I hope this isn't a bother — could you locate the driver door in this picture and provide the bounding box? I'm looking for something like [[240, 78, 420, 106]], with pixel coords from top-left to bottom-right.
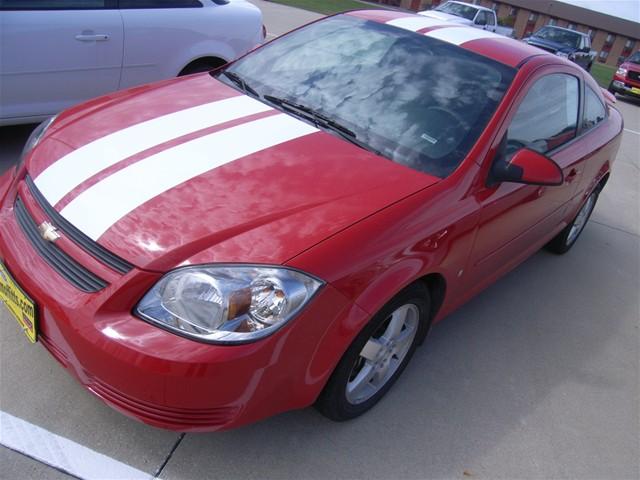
[[465, 69, 587, 288]]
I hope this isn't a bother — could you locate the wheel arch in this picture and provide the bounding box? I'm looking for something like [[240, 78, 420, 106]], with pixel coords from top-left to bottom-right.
[[178, 56, 229, 76]]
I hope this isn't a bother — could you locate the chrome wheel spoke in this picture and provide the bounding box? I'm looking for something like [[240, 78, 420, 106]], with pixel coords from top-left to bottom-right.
[[346, 362, 376, 402], [346, 303, 421, 405], [382, 306, 408, 341], [568, 194, 595, 244], [360, 338, 383, 362]]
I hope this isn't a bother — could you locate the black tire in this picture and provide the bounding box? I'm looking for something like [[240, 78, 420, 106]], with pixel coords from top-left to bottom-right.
[[607, 81, 616, 95], [586, 62, 593, 73], [546, 190, 599, 254], [315, 283, 431, 421]]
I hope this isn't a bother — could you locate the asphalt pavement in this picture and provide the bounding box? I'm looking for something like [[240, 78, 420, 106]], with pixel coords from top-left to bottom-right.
[[1, 2, 639, 479]]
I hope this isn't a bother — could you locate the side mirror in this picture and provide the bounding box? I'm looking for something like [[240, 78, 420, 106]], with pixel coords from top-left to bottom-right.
[[491, 148, 564, 186]]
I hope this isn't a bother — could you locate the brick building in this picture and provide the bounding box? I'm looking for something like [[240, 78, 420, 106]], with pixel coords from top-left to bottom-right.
[[372, 0, 640, 67]]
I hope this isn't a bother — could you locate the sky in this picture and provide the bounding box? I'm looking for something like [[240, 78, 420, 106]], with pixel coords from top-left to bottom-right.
[[559, 0, 640, 23]]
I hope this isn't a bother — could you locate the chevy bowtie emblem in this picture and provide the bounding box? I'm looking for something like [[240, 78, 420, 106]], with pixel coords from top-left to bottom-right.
[[38, 221, 61, 243]]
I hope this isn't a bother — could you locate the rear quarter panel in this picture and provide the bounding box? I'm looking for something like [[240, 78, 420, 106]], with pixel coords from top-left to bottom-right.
[[119, 2, 262, 87]]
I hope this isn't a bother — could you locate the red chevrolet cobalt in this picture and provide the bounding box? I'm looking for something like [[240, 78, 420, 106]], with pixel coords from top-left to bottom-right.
[[0, 11, 623, 431]]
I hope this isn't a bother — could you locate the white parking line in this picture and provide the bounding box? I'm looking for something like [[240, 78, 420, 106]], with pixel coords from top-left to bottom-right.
[[0, 410, 155, 480], [623, 128, 640, 135]]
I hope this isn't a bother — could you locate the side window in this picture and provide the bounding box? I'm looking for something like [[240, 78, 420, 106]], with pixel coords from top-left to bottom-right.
[[0, 0, 107, 8], [506, 73, 579, 157], [487, 13, 496, 26], [583, 86, 606, 130], [475, 11, 488, 25], [119, 0, 202, 8]]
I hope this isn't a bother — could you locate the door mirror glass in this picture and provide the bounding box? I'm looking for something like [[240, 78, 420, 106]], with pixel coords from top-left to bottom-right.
[[491, 148, 564, 186]]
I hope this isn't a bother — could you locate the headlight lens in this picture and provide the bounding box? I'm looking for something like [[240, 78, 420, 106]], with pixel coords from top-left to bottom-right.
[[18, 115, 58, 170], [136, 265, 323, 343], [555, 51, 570, 58], [616, 67, 628, 77]]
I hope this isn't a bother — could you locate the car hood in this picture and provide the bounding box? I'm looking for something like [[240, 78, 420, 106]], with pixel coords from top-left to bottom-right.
[[27, 74, 438, 271], [621, 61, 640, 72], [525, 37, 572, 53], [418, 10, 473, 25]]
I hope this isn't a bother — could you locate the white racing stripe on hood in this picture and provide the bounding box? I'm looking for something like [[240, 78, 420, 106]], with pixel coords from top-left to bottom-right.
[[60, 114, 318, 241], [387, 16, 446, 32], [424, 26, 500, 45], [34, 95, 273, 206]]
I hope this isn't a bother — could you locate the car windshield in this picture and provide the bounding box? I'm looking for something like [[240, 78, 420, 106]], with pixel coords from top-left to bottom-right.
[[221, 15, 515, 178], [627, 51, 640, 64], [434, 1, 478, 20], [534, 27, 582, 49]]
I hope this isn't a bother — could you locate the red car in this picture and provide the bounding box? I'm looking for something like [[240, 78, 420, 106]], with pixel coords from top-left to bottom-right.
[[0, 11, 623, 431], [608, 51, 640, 99]]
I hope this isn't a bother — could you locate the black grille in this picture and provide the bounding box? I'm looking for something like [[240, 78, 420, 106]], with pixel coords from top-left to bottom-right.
[[628, 70, 640, 82], [25, 176, 133, 275], [14, 197, 108, 293]]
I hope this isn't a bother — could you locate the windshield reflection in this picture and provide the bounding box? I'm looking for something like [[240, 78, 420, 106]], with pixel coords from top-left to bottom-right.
[[224, 15, 515, 178]]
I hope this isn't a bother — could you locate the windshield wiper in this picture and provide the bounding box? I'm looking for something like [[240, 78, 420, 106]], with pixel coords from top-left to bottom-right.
[[263, 95, 381, 155], [218, 70, 259, 98]]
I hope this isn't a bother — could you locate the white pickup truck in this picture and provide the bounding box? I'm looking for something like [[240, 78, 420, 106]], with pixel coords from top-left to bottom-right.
[[419, 1, 514, 37]]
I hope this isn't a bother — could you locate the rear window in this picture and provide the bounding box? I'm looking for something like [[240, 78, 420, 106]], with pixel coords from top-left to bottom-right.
[[224, 15, 515, 178]]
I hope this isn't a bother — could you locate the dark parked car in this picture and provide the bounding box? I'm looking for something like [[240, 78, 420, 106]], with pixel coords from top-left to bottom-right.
[[524, 26, 595, 71]]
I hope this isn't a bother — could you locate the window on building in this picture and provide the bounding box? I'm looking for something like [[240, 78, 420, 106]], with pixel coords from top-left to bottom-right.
[[548, 18, 558, 26], [567, 23, 577, 30], [582, 86, 606, 131], [491, 2, 498, 11], [605, 33, 615, 45], [587, 28, 595, 40], [624, 39, 635, 49], [509, 6, 518, 16], [528, 12, 538, 22], [507, 74, 579, 157], [598, 50, 609, 62]]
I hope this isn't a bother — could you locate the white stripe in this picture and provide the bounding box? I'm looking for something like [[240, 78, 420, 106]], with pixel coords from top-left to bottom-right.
[[424, 26, 501, 45], [0, 410, 155, 480], [35, 95, 272, 206], [623, 128, 640, 135], [61, 114, 318, 240], [387, 16, 446, 32]]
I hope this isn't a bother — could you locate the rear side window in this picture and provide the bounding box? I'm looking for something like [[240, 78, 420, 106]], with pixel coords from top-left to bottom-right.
[[119, 0, 201, 7], [582, 86, 606, 130], [506, 73, 579, 156], [0, 0, 108, 8]]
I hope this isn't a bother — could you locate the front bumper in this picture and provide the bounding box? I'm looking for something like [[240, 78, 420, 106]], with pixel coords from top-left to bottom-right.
[[610, 75, 640, 98], [0, 170, 367, 431]]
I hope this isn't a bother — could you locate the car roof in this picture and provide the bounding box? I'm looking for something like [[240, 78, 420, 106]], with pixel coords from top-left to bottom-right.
[[447, 0, 494, 13], [534, 25, 588, 36], [346, 10, 551, 68]]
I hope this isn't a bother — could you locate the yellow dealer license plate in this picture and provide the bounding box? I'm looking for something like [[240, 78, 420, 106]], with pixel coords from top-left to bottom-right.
[[0, 262, 37, 343], [631, 87, 640, 95]]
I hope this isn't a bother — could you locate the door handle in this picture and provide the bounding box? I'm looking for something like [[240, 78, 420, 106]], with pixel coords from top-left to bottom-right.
[[75, 34, 109, 42], [566, 168, 580, 183]]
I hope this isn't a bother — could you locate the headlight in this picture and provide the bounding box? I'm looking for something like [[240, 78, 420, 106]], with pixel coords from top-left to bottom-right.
[[136, 265, 323, 344], [555, 51, 570, 58], [616, 67, 628, 77], [18, 115, 58, 170]]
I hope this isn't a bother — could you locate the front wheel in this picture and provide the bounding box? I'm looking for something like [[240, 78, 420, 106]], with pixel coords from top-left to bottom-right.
[[315, 283, 430, 421], [546, 190, 598, 254], [608, 81, 616, 95]]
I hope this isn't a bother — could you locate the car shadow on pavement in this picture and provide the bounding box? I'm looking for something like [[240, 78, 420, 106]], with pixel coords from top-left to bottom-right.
[[161, 219, 638, 479]]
